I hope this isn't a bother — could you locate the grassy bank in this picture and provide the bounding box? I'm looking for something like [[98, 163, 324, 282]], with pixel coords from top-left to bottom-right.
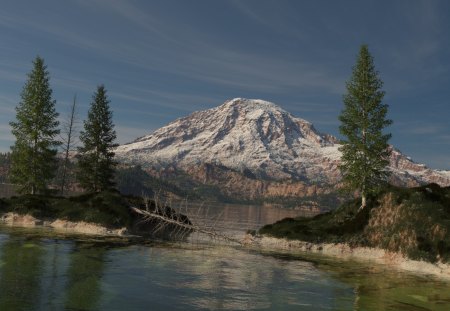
[[259, 184, 450, 263], [0, 191, 190, 236], [0, 191, 135, 229]]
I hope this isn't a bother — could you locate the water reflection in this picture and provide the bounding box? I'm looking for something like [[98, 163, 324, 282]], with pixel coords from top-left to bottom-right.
[[325, 261, 450, 311], [1, 226, 450, 310], [98, 244, 354, 310], [180, 202, 313, 235], [275, 252, 450, 311], [0, 236, 44, 310], [39, 240, 71, 311], [64, 243, 106, 310], [0, 230, 107, 311]]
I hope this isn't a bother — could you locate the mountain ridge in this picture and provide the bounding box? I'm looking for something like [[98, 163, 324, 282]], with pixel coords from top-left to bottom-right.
[[115, 98, 450, 202]]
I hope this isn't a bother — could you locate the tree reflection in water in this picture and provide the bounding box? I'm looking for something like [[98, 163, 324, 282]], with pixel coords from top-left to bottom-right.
[[1, 227, 450, 310], [65, 243, 106, 310], [0, 237, 44, 310]]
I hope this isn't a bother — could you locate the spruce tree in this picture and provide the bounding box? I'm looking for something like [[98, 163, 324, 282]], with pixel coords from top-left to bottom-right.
[[339, 45, 392, 210], [9, 56, 60, 194], [77, 85, 118, 192]]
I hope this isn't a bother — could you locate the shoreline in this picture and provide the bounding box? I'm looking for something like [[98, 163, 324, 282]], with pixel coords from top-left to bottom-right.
[[242, 234, 450, 280], [3, 211, 450, 281], [0, 212, 129, 237]]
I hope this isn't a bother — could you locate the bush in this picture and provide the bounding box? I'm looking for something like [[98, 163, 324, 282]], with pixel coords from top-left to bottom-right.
[[259, 184, 450, 263], [2, 191, 132, 228]]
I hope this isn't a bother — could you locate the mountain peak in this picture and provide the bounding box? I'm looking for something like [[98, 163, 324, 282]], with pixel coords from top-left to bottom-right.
[[116, 98, 339, 180], [224, 98, 284, 110], [219, 98, 308, 123], [115, 98, 450, 187]]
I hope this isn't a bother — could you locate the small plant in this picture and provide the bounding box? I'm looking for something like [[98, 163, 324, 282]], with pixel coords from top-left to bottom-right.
[[259, 184, 450, 264]]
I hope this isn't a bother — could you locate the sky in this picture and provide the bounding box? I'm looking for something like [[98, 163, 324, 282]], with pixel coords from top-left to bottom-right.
[[0, 0, 449, 169]]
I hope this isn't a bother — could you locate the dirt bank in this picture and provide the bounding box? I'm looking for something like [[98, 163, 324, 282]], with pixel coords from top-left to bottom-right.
[[242, 234, 450, 280], [0, 212, 128, 236]]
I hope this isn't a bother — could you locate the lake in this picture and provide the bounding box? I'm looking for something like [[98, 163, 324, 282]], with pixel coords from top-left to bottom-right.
[[1, 203, 450, 310]]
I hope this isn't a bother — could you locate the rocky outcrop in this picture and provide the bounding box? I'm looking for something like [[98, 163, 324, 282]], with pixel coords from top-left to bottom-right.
[[388, 148, 450, 187], [182, 164, 333, 199]]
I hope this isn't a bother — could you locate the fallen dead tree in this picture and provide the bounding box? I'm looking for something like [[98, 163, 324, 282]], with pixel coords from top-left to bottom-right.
[[129, 205, 242, 245]]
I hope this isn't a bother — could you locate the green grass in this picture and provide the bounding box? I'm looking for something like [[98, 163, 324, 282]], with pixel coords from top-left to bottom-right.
[[0, 191, 134, 228], [259, 184, 450, 263]]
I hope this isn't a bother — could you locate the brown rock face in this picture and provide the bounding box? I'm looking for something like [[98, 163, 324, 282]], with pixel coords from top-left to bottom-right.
[[165, 163, 334, 200], [389, 148, 450, 187]]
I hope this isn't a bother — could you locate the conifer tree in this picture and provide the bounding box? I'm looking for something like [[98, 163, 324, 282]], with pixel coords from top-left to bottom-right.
[[9, 56, 60, 194], [339, 45, 392, 210], [77, 85, 118, 192]]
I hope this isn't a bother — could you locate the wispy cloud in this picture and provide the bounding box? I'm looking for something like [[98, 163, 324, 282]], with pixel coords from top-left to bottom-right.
[[0, 94, 17, 112], [383, 0, 445, 91], [430, 134, 450, 145], [51, 75, 98, 96], [290, 102, 339, 114], [312, 119, 341, 127], [1, 1, 347, 97], [115, 125, 155, 144], [229, 0, 309, 41], [0, 124, 13, 146], [230, 0, 275, 29], [83, 0, 181, 45], [406, 124, 443, 135], [63, 1, 346, 94], [0, 67, 26, 83], [110, 90, 218, 112], [0, 0, 449, 169]]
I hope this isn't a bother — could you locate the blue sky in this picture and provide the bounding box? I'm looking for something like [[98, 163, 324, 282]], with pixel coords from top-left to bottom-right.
[[0, 0, 449, 169]]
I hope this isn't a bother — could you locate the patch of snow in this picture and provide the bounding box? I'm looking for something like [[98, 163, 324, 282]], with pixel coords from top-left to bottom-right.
[[115, 98, 450, 186]]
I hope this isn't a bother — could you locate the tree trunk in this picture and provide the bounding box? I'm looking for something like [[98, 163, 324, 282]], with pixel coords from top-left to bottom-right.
[[359, 191, 366, 211], [60, 95, 77, 195], [361, 195, 366, 210]]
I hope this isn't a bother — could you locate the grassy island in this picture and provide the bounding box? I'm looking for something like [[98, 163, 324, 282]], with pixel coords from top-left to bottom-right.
[[259, 184, 450, 263], [0, 191, 190, 237], [0, 191, 132, 228]]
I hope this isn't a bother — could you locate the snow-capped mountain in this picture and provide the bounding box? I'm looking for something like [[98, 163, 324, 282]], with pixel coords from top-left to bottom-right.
[[115, 98, 450, 199]]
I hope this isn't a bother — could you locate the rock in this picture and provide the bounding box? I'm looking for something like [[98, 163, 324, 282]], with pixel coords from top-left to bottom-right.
[[0, 212, 43, 226]]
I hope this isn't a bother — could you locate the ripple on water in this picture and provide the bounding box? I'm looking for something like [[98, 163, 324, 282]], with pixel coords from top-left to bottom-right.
[[1, 226, 450, 310]]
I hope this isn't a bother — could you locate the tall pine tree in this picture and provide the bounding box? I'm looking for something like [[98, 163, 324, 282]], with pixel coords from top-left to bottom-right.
[[9, 56, 60, 194], [77, 85, 118, 192], [339, 45, 392, 210]]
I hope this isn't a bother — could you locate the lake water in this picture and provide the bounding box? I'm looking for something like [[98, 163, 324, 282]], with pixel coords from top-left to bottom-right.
[[1, 203, 450, 310]]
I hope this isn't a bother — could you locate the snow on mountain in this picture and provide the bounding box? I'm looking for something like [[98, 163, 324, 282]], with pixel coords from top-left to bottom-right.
[[115, 98, 450, 187]]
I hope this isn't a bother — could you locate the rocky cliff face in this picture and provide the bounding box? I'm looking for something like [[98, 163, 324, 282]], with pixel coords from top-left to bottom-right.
[[181, 163, 331, 199], [388, 149, 450, 187], [115, 98, 450, 201]]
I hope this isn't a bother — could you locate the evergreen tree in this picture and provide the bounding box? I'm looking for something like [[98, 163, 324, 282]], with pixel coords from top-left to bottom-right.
[[77, 85, 118, 192], [0, 152, 11, 184], [339, 45, 392, 209], [9, 56, 60, 194]]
